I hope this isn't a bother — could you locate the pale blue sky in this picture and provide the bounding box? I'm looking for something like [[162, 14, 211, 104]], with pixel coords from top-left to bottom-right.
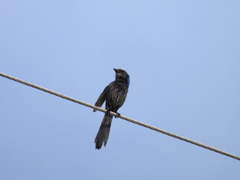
[[1, 1, 240, 180]]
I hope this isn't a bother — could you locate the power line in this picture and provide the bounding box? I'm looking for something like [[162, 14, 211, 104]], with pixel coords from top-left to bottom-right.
[[1, 72, 239, 161]]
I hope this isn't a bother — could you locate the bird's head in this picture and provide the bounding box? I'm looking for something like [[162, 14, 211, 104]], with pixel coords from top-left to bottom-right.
[[113, 68, 130, 85]]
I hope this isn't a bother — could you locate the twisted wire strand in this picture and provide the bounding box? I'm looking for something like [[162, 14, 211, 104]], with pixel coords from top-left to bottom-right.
[[1, 72, 239, 161]]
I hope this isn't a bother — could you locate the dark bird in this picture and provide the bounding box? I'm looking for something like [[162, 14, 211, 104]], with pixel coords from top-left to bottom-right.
[[93, 68, 130, 149]]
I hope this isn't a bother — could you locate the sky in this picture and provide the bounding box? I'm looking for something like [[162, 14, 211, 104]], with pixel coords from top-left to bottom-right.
[[1, 1, 240, 179]]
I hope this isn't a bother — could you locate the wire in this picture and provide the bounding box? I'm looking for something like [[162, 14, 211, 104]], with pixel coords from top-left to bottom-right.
[[1, 72, 240, 161]]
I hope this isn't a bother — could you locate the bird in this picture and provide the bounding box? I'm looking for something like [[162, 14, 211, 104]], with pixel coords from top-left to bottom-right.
[[93, 68, 130, 149]]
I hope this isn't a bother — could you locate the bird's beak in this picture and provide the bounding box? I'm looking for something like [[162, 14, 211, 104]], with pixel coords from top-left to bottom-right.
[[113, 68, 117, 72]]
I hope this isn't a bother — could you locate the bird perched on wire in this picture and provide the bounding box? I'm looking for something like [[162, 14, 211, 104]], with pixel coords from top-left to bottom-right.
[[93, 68, 130, 149]]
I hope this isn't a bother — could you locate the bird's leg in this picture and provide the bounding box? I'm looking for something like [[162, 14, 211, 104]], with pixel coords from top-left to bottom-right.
[[106, 109, 120, 118], [114, 112, 121, 118]]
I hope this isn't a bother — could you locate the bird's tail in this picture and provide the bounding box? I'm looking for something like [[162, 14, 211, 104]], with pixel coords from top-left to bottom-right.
[[95, 111, 113, 149]]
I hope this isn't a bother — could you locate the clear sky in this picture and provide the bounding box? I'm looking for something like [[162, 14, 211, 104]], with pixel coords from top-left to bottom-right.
[[1, 1, 240, 180]]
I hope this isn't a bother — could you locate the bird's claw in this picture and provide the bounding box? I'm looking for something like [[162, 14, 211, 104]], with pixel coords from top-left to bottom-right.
[[114, 112, 121, 118]]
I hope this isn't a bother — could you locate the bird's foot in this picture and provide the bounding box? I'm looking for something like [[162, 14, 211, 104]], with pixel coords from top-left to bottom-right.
[[114, 112, 121, 118]]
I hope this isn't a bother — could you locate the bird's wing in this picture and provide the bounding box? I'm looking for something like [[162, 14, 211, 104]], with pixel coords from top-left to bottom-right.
[[93, 83, 112, 112]]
